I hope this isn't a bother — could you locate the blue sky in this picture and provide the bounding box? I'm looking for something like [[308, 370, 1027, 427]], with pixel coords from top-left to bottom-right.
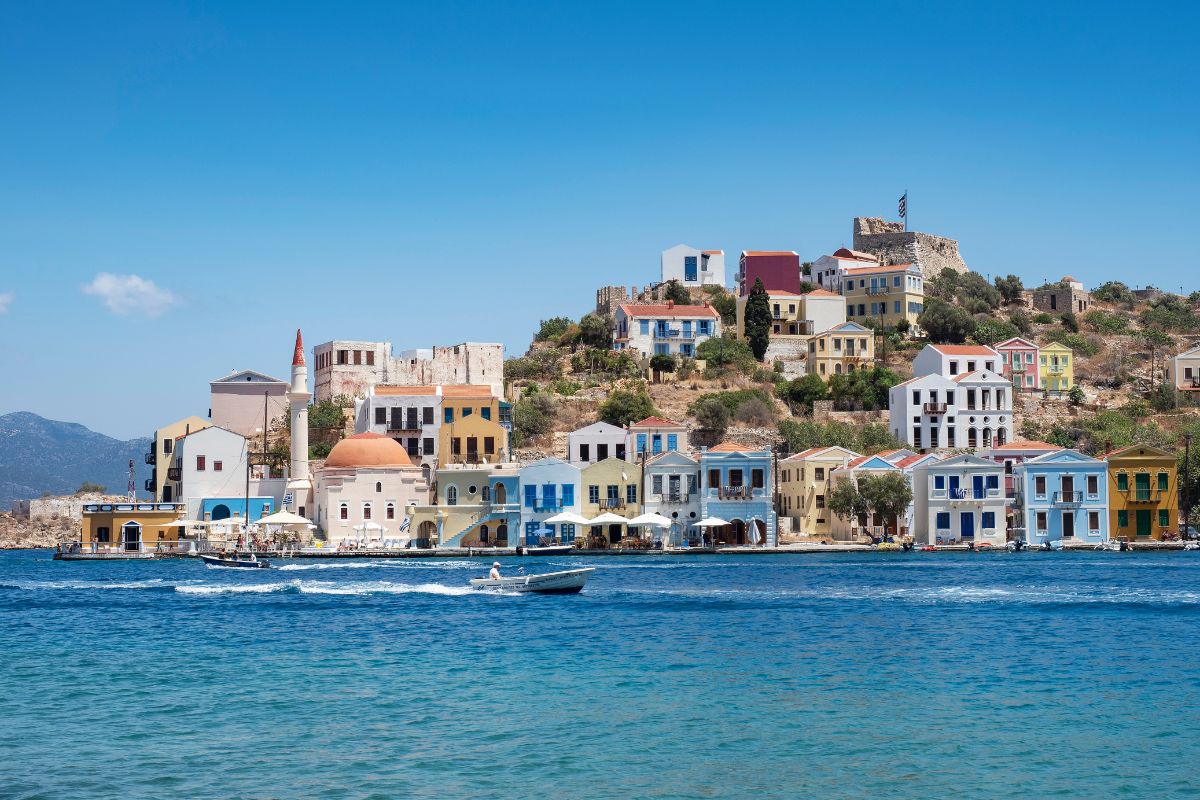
[[1, 1, 1197, 439]]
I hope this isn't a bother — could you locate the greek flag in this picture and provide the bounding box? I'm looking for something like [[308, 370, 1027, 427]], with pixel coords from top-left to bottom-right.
[[898, 192, 907, 218], [398, 517, 411, 532]]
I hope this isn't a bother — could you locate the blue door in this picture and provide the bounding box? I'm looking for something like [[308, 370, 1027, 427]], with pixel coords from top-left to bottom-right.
[[949, 476, 960, 499], [960, 512, 975, 540], [972, 475, 984, 499]]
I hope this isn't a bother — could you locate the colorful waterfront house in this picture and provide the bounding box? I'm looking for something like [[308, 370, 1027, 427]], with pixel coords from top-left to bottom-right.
[[892, 451, 942, 537], [438, 384, 509, 466], [407, 461, 519, 548], [1038, 343, 1074, 396], [144, 415, 211, 502], [612, 301, 720, 359], [315, 433, 433, 547], [778, 446, 860, 540], [1167, 343, 1200, 392], [518, 457, 582, 546], [627, 416, 688, 459], [80, 500, 189, 553], [1106, 445, 1179, 541], [1013, 449, 1109, 546], [911, 343, 1001, 379], [983, 439, 1061, 510], [912, 454, 1007, 546], [580, 457, 642, 546], [841, 262, 924, 330], [699, 443, 776, 546], [994, 338, 1040, 392], [827, 453, 902, 541], [807, 322, 875, 380], [567, 421, 628, 465], [168, 426, 286, 523], [642, 450, 701, 545]]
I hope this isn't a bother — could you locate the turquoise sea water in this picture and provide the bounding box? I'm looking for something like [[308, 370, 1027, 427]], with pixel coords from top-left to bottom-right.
[[3, 549, 1200, 799]]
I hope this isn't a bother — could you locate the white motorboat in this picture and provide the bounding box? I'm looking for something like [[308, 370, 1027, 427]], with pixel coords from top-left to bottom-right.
[[524, 544, 574, 556], [470, 567, 594, 595]]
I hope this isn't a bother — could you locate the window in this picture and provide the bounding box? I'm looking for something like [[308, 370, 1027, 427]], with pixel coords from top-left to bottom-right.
[[986, 475, 998, 491], [1034, 476, 1046, 496], [423, 437, 435, 455], [626, 484, 637, 504], [982, 512, 995, 529], [375, 407, 386, 425], [699, 320, 710, 335], [893, 301, 901, 314], [1088, 511, 1099, 531], [353, 350, 362, 365], [816, 494, 825, 509], [446, 486, 458, 505], [481, 407, 491, 421], [451, 438, 462, 455], [708, 469, 720, 488], [366, 351, 375, 366], [1087, 475, 1098, 495], [684, 255, 698, 282], [652, 475, 663, 494], [751, 469, 765, 489], [484, 437, 495, 454], [386, 503, 395, 520], [1158, 472, 1169, 491], [1159, 509, 1170, 527], [598, 444, 609, 461], [213, 461, 222, 472], [579, 443, 591, 462], [524, 485, 536, 508], [667, 434, 678, 451], [936, 512, 950, 530], [196, 455, 206, 471], [1036, 511, 1047, 531], [423, 406, 434, 425], [893, 275, 901, 287], [482, 485, 491, 502], [588, 485, 600, 504], [444, 407, 454, 423], [375, 481, 382, 493], [339, 503, 348, 520], [1117, 510, 1128, 528], [363, 503, 372, 520], [462, 407, 473, 417], [163, 439, 173, 454], [1117, 473, 1128, 491], [96, 526, 110, 543]]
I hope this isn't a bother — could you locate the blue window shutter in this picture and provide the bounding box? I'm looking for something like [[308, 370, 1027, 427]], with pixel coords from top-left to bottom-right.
[[562, 485, 574, 506], [524, 485, 536, 508], [444, 407, 453, 423], [667, 434, 678, 451], [637, 434, 647, 452], [640, 320, 649, 335]]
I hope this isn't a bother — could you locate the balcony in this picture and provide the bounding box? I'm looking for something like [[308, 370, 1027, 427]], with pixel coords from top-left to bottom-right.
[[865, 286, 891, 296], [144, 452, 156, 465], [923, 402, 948, 414], [387, 420, 421, 433], [664, 491, 689, 504], [534, 500, 564, 513], [1047, 364, 1066, 374], [1125, 488, 1161, 503], [653, 329, 682, 339], [166, 467, 182, 482], [599, 498, 626, 510], [1053, 491, 1083, 506], [719, 485, 751, 500], [949, 487, 1001, 501]]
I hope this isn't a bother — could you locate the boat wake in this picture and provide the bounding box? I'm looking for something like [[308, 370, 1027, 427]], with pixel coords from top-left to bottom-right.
[[274, 559, 479, 572], [175, 578, 478, 597]]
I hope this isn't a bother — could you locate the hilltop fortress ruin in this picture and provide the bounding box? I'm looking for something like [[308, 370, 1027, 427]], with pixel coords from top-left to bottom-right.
[[851, 217, 968, 279]]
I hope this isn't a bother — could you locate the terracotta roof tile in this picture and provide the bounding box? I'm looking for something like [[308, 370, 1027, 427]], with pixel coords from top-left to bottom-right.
[[804, 288, 842, 298], [841, 263, 915, 276], [628, 415, 683, 428], [441, 384, 495, 398], [375, 385, 438, 396], [992, 439, 1059, 451], [708, 442, 760, 453], [618, 303, 719, 319]]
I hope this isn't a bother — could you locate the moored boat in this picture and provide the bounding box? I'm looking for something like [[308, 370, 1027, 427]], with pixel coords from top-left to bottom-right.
[[469, 567, 594, 594], [199, 553, 271, 569], [523, 545, 574, 556]]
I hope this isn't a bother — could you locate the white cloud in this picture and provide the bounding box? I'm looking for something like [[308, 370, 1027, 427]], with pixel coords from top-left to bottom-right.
[[81, 273, 179, 317], [0, 292, 11, 314]]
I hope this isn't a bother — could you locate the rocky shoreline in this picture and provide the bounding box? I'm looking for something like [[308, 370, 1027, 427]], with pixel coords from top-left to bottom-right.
[[0, 513, 71, 550]]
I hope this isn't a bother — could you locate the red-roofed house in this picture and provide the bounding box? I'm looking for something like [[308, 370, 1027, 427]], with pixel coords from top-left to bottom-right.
[[626, 416, 688, 457], [912, 343, 1002, 378], [811, 248, 879, 291], [737, 250, 801, 296], [613, 301, 720, 359]]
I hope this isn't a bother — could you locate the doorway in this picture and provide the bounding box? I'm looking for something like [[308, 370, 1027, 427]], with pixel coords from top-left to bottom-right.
[[1136, 509, 1152, 538], [1062, 511, 1075, 539], [960, 512, 975, 540], [122, 522, 142, 552]]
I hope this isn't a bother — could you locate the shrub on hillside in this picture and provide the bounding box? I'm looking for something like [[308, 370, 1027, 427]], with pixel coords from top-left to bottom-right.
[[1082, 309, 1129, 335], [692, 397, 731, 439], [826, 366, 901, 411], [1009, 310, 1033, 335], [971, 319, 1019, 346], [535, 316, 574, 342], [1032, 312, 1055, 324], [695, 334, 756, 373], [1060, 311, 1080, 333], [663, 280, 692, 306], [512, 393, 557, 446], [994, 275, 1025, 304], [598, 389, 657, 427], [734, 398, 775, 427], [1093, 281, 1135, 305], [1141, 295, 1200, 332], [701, 285, 737, 326], [505, 350, 562, 381], [688, 388, 774, 417], [918, 298, 977, 343], [779, 374, 828, 412], [776, 418, 901, 455], [577, 313, 613, 349]]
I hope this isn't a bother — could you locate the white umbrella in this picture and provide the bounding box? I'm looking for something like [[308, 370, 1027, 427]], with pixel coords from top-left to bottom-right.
[[587, 512, 628, 525], [627, 512, 673, 528], [257, 510, 312, 526], [352, 522, 385, 532], [159, 519, 195, 528], [544, 511, 591, 526], [694, 517, 730, 528]]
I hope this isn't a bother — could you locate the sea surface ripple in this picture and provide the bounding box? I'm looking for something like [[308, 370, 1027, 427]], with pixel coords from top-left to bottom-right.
[[2, 549, 1199, 799]]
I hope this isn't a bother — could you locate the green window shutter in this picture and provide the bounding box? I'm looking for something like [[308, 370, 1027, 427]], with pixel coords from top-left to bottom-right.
[[1117, 510, 1128, 527], [1117, 473, 1128, 491], [1159, 509, 1170, 527], [1158, 472, 1168, 491]]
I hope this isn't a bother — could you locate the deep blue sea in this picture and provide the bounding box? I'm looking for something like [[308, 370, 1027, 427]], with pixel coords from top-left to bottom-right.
[[3, 550, 1200, 799]]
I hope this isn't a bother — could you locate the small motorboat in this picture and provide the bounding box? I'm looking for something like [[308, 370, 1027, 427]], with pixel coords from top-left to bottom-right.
[[523, 544, 574, 556], [199, 553, 270, 569], [1095, 541, 1121, 552], [1185, 542, 1200, 551], [470, 567, 594, 595]]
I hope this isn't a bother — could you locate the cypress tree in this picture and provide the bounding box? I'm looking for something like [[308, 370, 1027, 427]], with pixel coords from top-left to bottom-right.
[[744, 278, 772, 361]]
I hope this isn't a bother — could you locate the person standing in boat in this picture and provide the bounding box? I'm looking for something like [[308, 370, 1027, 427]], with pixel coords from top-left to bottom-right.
[[489, 561, 502, 580]]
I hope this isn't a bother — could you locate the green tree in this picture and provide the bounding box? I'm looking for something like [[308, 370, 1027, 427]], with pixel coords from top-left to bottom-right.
[[1009, 310, 1033, 335], [1060, 311, 1079, 332], [512, 393, 557, 446], [777, 418, 858, 453], [695, 334, 756, 372], [1093, 281, 1135, 304], [857, 472, 913, 531], [598, 389, 657, 427], [692, 396, 731, 440], [309, 398, 351, 429], [1068, 385, 1086, 406], [649, 353, 677, 374], [780, 373, 828, 412], [994, 274, 1025, 304], [859, 423, 904, 454], [535, 316, 573, 342], [577, 313, 612, 349], [744, 277, 772, 361], [74, 481, 107, 495], [701, 285, 737, 325], [972, 318, 1019, 346], [827, 481, 868, 524], [662, 279, 692, 306], [918, 298, 977, 343], [827, 366, 900, 411], [733, 398, 775, 426]]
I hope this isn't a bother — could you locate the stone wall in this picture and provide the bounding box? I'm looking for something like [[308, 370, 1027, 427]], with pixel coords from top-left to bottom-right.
[[1032, 286, 1091, 315], [28, 493, 129, 523], [595, 283, 675, 316], [852, 217, 969, 280], [765, 339, 809, 379]]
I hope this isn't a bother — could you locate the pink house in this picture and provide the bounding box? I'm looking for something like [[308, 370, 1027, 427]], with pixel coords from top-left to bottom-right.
[[995, 337, 1039, 392]]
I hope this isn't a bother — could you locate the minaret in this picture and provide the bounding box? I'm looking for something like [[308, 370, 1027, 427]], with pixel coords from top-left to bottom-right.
[[286, 329, 313, 517]]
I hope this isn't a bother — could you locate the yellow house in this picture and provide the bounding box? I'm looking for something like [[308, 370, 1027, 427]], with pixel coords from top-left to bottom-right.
[[841, 263, 924, 329], [736, 289, 848, 340], [779, 446, 860, 539], [1106, 444, 1179, 540], [807, 322, 875, 380], [1039, 343, 1074, 395], [146, 416, 210, 501], [438, 385, 509, 466], [580, 457, 642, 547], [407, 462, 520, 547], [79, 500, 189, 553]]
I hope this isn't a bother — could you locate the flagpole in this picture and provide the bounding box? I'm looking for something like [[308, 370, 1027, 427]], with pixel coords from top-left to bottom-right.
[[904, 189, 908, 232]]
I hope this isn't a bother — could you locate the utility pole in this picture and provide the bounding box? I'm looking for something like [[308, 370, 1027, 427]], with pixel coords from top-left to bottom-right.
[[1185, 434, 1192, 539]]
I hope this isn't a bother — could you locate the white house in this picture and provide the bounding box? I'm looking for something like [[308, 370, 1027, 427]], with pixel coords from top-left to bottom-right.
[[168, 426, 285, 522], [912, 454, 1007, 546], [661, 244, 726, 288], [1168, 343, 1200, 392], [889, 371, 1013, 452], [810, 248, 878, 292], [642, 451, 701, 545], [568, 421, 629, 465], [911, 344, 1001, 379], [354, 385, 440, 469], [613, 301, 720, 359], [803, 289, 847, 335]]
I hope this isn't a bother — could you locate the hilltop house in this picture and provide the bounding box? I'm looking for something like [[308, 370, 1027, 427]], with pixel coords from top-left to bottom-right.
[[660, 244, 725, 288], [737, 250, 801, 295], [1168, 343, 1200, 391], [1037, 343, 1074, 395], [807, 322, 875, 379], [889, 371, 1012, 452], [841, 262, 924, 329], [613, 301, 720, 359], [811, 248, 878, 292]]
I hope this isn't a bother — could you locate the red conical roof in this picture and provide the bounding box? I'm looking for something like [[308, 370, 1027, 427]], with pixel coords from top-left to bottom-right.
[[292, 329, 305, 366]]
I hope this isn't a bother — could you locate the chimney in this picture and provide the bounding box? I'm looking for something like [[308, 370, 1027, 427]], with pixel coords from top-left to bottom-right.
[[667, 299, 674, 309]]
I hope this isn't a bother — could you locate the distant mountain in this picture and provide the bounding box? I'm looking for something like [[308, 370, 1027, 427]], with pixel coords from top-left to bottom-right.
[[0, 412, 151, 509]]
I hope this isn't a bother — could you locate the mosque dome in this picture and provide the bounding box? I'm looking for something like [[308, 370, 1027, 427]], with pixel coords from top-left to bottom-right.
[[324, 432, 413, 469]]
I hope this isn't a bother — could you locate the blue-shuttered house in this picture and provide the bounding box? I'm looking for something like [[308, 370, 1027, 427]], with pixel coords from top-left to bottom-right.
[[518, 457, 582, 545], [1014, 449, 1109, 545], [698, 443, 776, 546]]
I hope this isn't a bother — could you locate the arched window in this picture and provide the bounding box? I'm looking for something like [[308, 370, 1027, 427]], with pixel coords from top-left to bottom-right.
[[386, 502, 395, 520], [339, 503, 348, 520], [376, 481, 382, 493], [447, 485, 458, 506], [480, 525, 489, 543], [835, 363, 843, 374], [363, 503, 372, 520]]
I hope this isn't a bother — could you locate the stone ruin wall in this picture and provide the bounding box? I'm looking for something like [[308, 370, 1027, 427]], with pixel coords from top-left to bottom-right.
[[595, 283, 673, 316], [852, 217, 969, 280]]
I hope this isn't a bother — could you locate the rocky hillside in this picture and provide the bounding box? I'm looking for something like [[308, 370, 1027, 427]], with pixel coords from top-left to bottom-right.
[[0, 412, 151, 509]]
